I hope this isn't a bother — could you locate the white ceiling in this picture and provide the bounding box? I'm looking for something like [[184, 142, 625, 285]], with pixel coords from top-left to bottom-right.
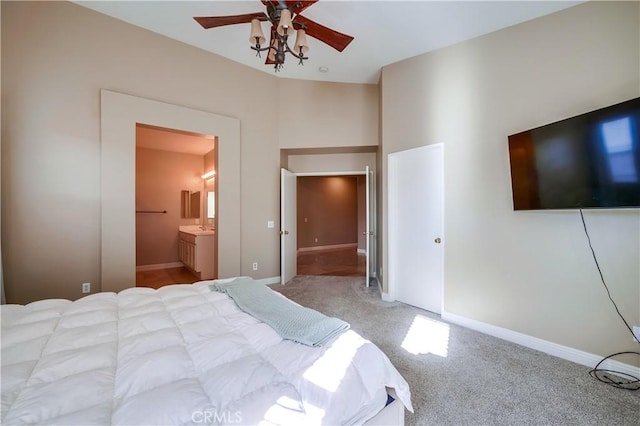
[[74, 1, 581, 84]]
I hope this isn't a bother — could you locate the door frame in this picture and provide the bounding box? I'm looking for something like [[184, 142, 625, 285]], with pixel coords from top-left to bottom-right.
[[281, 169, 376, 285], [101, 90, 241, 292]]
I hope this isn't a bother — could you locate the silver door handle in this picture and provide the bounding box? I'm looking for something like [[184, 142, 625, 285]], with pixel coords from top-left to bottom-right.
[[280, 230, 289, 235]]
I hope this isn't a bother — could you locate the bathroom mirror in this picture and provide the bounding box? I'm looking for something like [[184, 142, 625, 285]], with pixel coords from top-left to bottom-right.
[[181, 190, 201, 219]]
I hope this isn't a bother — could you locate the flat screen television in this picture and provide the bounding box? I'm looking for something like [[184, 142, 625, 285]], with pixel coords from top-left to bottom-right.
[[508, 97, 640, 210]]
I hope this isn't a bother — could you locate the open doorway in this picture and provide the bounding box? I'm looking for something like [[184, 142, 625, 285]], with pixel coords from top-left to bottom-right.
[[296, 175, 365, 277], [279, 148, 377, 286], [281, 167, 376, 286], [101, 90, 241, 293], [134, 124, 217, 289]]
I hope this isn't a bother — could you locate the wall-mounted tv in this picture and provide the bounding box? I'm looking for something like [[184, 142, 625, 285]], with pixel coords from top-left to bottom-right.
[[508, 97, 640, 210]]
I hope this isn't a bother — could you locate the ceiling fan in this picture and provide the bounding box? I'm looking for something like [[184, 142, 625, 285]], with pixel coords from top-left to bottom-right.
[[194, 0, 354, 71]]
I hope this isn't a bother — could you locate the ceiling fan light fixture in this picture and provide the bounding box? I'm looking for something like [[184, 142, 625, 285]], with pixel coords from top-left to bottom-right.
[[276, 9, 294, 36], [196, 2, 353, 72], [249, 19, 266, 45], [268, 37, 279, 63], [294, 29, 309, 55]]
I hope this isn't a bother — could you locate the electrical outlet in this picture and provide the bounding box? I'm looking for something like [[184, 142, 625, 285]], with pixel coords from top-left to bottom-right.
[[633, 326, 640, 343], [82, 282, 91, 294], [252, 262, 258, 271]]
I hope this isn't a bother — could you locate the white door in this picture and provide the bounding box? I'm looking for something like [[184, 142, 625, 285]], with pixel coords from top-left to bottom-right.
[[365, 166, 376, 287], [280, 168, 297, 285], [388, 144, 444, 313]]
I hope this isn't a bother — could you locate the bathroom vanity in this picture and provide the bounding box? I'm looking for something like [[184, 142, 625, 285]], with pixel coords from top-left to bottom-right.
[[178, 226, 215, 280]]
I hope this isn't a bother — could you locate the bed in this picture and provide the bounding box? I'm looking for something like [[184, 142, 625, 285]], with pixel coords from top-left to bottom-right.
[[1, 278, 412, 425]]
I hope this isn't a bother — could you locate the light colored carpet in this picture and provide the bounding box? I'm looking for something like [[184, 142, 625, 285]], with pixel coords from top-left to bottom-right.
[[272, 275, 639, 426]]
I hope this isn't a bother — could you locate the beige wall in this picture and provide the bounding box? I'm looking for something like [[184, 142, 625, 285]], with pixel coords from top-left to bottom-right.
[[297, 176, 358, 249], [381, 1, 639, 360], [277, 79, 378, 149], [135, 147, 204, 266], [1, 1, 377, 303], [287, 152, 377, 173]]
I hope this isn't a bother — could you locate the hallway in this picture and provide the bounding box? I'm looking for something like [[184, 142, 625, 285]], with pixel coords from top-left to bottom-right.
[[297, 247, 365, 277]]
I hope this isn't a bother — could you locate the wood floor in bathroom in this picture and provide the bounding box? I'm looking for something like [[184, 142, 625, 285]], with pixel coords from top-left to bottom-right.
[[136, 247, 365, 289], [136, 267, 200, 290]]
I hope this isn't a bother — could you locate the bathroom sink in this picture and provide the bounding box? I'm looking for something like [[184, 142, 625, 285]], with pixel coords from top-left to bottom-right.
[[179, 226, 215, 236]]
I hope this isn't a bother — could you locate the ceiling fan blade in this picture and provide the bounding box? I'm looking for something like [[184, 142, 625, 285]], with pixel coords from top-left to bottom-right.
[[194, 12, 268, 29], [293, 15, 354, 52]]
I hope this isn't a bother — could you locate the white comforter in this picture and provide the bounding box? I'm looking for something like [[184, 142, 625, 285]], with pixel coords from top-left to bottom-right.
[[1, 281, 412, 425]]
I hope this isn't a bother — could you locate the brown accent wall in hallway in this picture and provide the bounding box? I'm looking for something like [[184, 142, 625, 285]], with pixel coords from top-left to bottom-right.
[[297, 176, 358, 249]]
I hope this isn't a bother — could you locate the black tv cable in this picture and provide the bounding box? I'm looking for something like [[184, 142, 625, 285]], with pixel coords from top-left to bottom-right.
[[580, 209, 639, 390]]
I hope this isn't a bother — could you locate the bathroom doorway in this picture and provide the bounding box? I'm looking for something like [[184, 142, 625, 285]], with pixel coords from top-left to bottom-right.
[[101, 90, 240, 293], [134, 124, 217, 288]]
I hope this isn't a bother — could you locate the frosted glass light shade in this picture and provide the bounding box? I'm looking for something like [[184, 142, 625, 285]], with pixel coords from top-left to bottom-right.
[[249, 19, 266, 45], [277, 9, 294, 36], [294, 29, 309, 54]]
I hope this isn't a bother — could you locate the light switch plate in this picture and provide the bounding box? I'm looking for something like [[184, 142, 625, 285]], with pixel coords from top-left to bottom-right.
[[267, 220, 275, 228]]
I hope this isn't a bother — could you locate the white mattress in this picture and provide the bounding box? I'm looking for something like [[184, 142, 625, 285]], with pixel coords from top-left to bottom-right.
[[1, 281, 412, 425]]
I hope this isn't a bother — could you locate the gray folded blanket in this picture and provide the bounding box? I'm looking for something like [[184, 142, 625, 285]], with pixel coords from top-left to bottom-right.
[[210, 278, 350, 347]]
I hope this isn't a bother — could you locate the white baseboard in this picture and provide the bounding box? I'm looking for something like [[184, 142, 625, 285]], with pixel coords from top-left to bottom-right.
[[441, 310, 640, 379], [380, 291, 395, 302], [298, 243, 357, 253], [256, 276, 282, 286], [136, 262, 183, 272]]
